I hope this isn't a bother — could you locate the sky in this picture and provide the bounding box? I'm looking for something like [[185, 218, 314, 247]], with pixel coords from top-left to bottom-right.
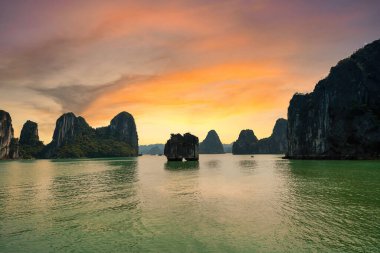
[[1, 0, 380, 145]]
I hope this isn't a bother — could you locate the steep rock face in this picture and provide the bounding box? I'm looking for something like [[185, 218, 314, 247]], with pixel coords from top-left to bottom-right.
[[287, 39, 380, 159], [108, 112, 138, 154], [19, 120, 45, 158], [256, 119, 288, 154], [232, 129, 258, 154], [51, 113, 93, 149], [0, 110, 18, 159], [46, 112, 138, 158], [199, 130, 224, 154], [20, 120, 40, 145], [164, 133, 199, 161]]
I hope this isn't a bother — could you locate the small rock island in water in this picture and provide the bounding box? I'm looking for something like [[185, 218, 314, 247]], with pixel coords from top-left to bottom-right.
[[164, 133, 199, 161]]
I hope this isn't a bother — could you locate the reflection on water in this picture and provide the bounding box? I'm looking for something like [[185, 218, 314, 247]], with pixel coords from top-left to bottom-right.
[[164, 161, 199, 171], [0, 155, 379, 252]]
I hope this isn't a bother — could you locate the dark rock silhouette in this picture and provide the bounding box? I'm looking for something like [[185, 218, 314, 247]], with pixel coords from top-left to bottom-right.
[[199, 130, 224, 154], [108, 112, 139, 154], [20, 121, 41, 145], [287, 39, 380, 159], [256, 118, 287, 154], [45, 111, 139, 158], [164, 133, 199, 161], [0, 110, 19, 159], [19, 120, 45, 158], [232, 129, 258, 154]]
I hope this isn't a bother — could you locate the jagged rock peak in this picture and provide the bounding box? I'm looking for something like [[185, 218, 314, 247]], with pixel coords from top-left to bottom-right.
[[287, 38, 380, 159], [52, 112, 91, 148], [199, 130, 224, 154], [232, 129, 258, 154], [20, 120, 40, 145], [109, 111, 138, 152], [0, 110, 18, 159]]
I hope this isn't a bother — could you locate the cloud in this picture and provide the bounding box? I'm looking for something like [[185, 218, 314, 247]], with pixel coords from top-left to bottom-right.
[[32, 75, 153, 113]]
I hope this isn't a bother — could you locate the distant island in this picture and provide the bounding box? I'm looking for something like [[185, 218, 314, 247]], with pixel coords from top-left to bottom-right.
[[0, 111, 138, 159]]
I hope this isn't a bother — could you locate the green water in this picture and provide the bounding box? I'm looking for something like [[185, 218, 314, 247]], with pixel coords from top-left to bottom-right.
[[0, 155, 379, 252]]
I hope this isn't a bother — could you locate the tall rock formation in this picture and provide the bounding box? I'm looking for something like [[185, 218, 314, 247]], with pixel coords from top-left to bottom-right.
[[199, 130, 224, 154], [232, 129, 258, 154], [108, 112, 139, 154], [19, 120, 45, 158], [164, 133, 199, 161], [287, 39, 380, 159], [0, 110, 19, 159], [45, 111, 138, 158], [256, 118, 288, 154]]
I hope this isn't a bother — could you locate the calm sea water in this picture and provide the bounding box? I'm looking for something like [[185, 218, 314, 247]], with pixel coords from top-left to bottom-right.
[[0, 154, 379, 252]]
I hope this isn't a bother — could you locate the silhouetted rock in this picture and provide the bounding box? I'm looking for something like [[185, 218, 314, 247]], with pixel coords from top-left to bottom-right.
[[109, 112, 139, 154], [20, 120, 41, 145], [232, 129, 258, 154], [164, 133, 199, 161], [256, 119, 287, 154], [287, 39, 380, 159], [45, 111, 139, 158], [199, 130, 224, 154], [19, 120, 45, 158], [0, 110, 19, 159]]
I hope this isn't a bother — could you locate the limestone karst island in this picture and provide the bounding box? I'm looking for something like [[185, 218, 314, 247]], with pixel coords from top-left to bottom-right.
[[1, 1, 380, 252]]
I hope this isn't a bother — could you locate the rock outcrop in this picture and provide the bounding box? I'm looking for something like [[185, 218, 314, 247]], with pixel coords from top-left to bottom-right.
[[232, 129, 258, 154], [45, 111, 139, 158], [199, 130, 224, 154], [164, 133, 199, 161], [19, 120, 45, 158], [287, 39, 380, 159], [255, 118, 287, 154], [0, 110, 19, 159], [108, 112, 139, 154]]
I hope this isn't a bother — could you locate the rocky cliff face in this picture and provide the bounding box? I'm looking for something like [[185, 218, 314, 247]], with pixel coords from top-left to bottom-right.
[[256, 118, 287, 154], [19, 120, 45, 159], [20, 120, 41, 145], [108, 112, 138, 154], [199, 130, 224, 154], [0, 110, 19, 159], [287, 39, 380, 159], [46, 111, 138, 158], [232, 129, 258, 154], [164, 133, 199, 161], [51, 113, 93, 149]]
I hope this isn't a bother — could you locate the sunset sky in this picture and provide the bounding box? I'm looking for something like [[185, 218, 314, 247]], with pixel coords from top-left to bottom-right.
[[1, 0, 380, 145]]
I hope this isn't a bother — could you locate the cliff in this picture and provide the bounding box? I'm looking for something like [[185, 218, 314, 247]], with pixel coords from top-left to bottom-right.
[[232, 129, 258, 154], [199, 130, 224, 154], [45, 111, 138, 158], [287, 39, 380, 159], [0, 110, 19, 159], [164, 133, 199, 161], [256, 118, 287, 154], [19, 120, 45, 158]]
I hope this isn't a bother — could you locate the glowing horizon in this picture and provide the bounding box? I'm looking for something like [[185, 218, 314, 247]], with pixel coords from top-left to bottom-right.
[[1, 1, 380, 145]]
